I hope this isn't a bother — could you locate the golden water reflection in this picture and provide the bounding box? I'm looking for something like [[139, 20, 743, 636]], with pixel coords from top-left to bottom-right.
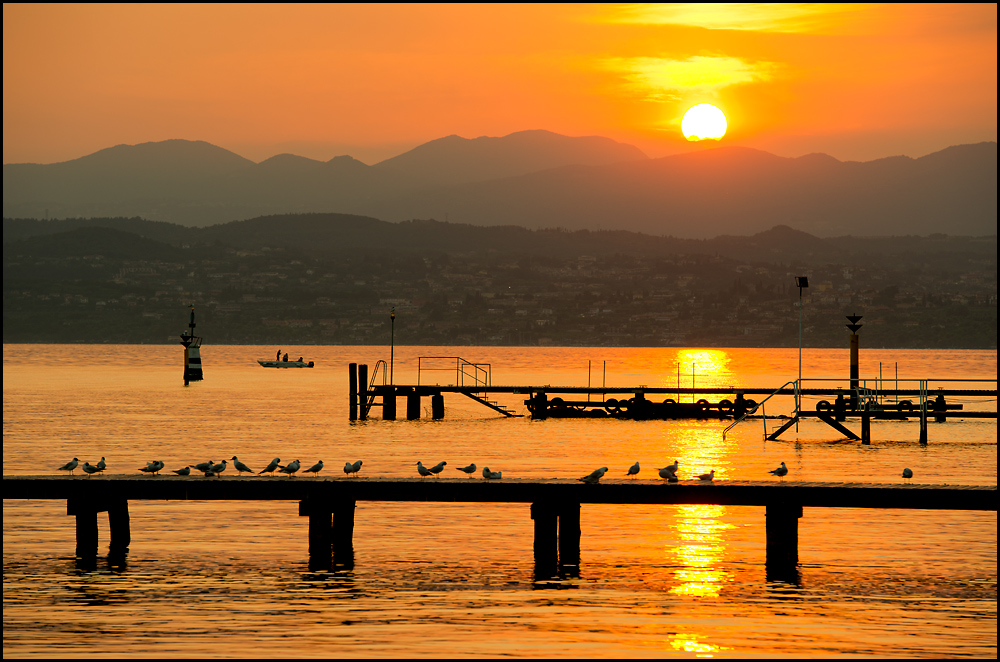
[[668, 504, 733, 599]]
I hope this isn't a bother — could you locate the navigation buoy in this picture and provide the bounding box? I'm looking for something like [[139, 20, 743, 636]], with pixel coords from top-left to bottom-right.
[[179, 305, 203, 385]]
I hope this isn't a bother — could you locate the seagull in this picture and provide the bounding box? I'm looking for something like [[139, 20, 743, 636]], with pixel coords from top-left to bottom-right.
[[279, 459, 301, 477], [343, 460, 363, 477], [139, 460, 164, 476], [484, 468, 502, 480], [303, 460, 324, 474], [417, 461, 433, 478], [579, 467, 609, 484], [258, 458, 280, 475], [769, 462, 788, 481], [192, 460, 215, 473], [428, 461, 447, 476], [902, 468, 913, 482], [657, 466, 679, 482], [58, 458, 80, 475], [81, 462, 100, 478], [697, 469, 716, 482], [95, 457, 107, 474], [456, 463, 477, 476], [626, 461, 640, 479], [231, 456, 254, 475], [173, 466, 191, 476], [663, 460, 679, 474], [208, 460, 226, 476]]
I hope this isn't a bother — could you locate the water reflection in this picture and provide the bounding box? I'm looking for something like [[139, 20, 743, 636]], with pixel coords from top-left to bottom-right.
[[667, 504, 732, 599]]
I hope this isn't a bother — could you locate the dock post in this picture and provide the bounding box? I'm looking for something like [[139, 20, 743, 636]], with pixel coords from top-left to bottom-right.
[[358, 364, 369, 420], [332, 500, 356, 568], [349, 363, 358, 421], [67, 498, 98, 558], [531, 502, 559, 578], [431, 393, 444, 419], [301, 499, 333, 570], [406, 390, 421, 420], [919, 407, 928, 445], [861, 408, 871, 444], [383, 387, 396, 420], [765, 503, 802, 580], [933, 393, 947, 423], [107, 499, 131, 556], [557, 502, 581, 573], [834, 393, 846, 422]]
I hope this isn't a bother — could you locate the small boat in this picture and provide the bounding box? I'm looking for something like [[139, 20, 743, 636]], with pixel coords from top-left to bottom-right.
[[258, 359, 314, 368]]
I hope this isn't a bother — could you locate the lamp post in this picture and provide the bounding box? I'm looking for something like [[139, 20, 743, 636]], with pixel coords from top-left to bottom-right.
[[795, 277, 809, 413], [390, 307, 395, 386]]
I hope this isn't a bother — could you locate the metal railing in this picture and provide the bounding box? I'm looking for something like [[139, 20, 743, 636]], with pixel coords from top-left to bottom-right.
[[417, 356, 491, 390]]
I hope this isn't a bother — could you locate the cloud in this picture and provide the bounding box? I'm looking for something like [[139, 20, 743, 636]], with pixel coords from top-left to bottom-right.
[[607, 3, 862, 34], [605, 55, 777, 101]]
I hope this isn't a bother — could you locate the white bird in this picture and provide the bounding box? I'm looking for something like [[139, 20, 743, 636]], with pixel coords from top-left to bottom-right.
[[579, 467, 609, 484], [417, 461, 433, 478], [58, 458, 80, 475], [209, 460, 227, 476], [456, 463, 477, 475], [343, 460, 363, 477], [657, 465, 679, 482], [303, 460, 324, 474], [259, 458, 280, 475], [697, 469, 716, 482], [769, 462, 788, 480], [173, 466, 191, 476], [902, 467, 913, 482], [429, 461, 447, 476], [663, 460, 679, 475], [231, 456, 253, 475], [81, 462, 100, 478], [139, 460, 163, 476], [95, 457, 107, 474], [279, 459, 301, 477], [484, 468, 502, 480], [626, 461, 640, 479], [192, 460, 215, 473]]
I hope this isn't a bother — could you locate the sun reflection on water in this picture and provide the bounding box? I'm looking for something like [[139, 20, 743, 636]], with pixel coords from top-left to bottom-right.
[[668, 504, 733, 600]]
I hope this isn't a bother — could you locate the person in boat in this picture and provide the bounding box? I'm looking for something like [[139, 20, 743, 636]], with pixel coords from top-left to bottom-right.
[[283, 353, 289, 362], [298, 357, 303, 362], [276, 349, 282, 361]]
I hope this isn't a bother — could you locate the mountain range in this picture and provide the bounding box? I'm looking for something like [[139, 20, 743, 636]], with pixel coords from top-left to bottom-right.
[[4, 130, 996, 238]]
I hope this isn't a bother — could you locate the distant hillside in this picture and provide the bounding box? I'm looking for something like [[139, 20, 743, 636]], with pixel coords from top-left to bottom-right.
[[3, 135, 996, 237]]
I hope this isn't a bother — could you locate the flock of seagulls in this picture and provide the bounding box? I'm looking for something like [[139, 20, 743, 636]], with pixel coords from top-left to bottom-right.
[[53, 456, 917, 483]]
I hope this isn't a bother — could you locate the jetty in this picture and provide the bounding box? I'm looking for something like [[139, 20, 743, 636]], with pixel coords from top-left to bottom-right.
[[4, 475, 994, 578]]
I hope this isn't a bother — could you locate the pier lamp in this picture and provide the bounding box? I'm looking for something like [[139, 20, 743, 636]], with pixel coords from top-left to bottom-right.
[[795, 277, 809, 413], [390, 307, 395, 386]]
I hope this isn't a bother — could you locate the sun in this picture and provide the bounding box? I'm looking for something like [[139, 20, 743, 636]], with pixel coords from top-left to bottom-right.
[[681, 104, 727, 141]]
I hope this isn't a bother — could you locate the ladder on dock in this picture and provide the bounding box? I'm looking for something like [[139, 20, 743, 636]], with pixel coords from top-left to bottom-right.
[[418, 356, 522, 417]]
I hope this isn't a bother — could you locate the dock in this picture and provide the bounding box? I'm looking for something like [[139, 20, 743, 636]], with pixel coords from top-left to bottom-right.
[[4, 476, 995, 578]]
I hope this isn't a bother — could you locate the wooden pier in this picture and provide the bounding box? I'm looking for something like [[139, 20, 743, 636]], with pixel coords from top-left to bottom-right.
[[4, 476, 995, 577]]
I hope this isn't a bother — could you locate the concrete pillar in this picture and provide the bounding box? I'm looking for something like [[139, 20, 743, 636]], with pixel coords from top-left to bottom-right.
[[765, 503, 802, 570], [531, 502, 558, 578], [383, 387, 396, 420], [406, 391, 421, 420], [431, 393, 444, 420], [349, 363, 358, 421]]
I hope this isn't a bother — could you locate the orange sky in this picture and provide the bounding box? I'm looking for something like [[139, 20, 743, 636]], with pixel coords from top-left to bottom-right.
[[3, 3, 996, 164]]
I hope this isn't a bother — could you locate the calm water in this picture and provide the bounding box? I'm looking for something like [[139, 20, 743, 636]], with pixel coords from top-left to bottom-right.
[[3, 345, 997, 658]]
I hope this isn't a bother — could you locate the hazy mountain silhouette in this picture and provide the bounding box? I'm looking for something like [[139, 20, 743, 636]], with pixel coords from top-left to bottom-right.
[[3, 133, 995, 237]]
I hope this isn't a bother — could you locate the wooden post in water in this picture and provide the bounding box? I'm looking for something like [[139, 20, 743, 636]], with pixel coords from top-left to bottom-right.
[[406, 390, 421, 420], [557, 502, 581, 572], [349, 363, 358, 421], [107, 500, 131, 556], [531, 502, 559, 578], [431, 393, 444, 420], [71, 504, 98, 558], [861, 407, 871, 444], [332, 500, 356, 568], [358, 364, 369, 421], [383, 387, 396, 420], [765, 503, 802, 573], [301, 499, 333, 570]]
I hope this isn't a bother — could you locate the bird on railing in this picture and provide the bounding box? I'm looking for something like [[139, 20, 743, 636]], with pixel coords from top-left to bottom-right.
[[579, 467, 608, 484], [697, 469, 716, 482], [139, 460, 164, 476], [279, 459, 301, 477], [456, 463, 477, 476], [902, 468, 913, 482], [259, 458, 280, 476], [81, 462, 101, 478], [769, 462, 788, 481], [208, 460, 227, 476], [344, 460, 363, 477], [428, 461, 447, 477], [95, 457, 107, 474], [173, 466, 191, 476], [58, 458, 80, 475], [657, 461, 679, 482], [303, 460, 324, 475], [416, 461, 433, 478], [231, 456, 254, 476], [482, 467, 502, 479], [626, 461, 640, 479], [192, 460, 214, 473]]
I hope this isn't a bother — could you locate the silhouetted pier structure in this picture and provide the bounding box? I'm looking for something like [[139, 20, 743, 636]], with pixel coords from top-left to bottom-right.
[[4, 476, 995, 578], [349, 359, 996, 444]]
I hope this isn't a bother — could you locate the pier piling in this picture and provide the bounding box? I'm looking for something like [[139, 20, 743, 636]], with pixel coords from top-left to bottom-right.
[[765, 503, 802, 571], [349, 363, 358, 421], [431, 393, 444, 420], [406, 390, 420, 420], [383, 388, 397, 420]]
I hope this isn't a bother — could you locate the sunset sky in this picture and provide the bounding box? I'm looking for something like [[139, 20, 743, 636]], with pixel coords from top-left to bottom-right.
[[3, 3, 996, 165]]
